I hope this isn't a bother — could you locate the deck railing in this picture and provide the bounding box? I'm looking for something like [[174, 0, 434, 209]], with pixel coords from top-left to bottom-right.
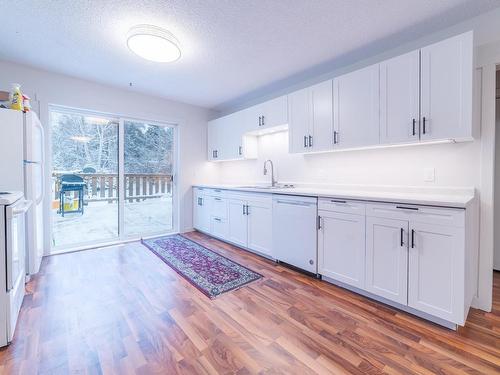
[[52, 172, 173, 203]]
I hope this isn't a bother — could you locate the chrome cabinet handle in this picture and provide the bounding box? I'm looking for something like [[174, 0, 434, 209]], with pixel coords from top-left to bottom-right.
[[214, 217, 221, 222], [309, 135, 313, 148], [411, 229, 415, 248], [276, 200, 313, 207], [304, 135, 307, 148], [400, 228, 404, 247], [333, 131, 338, 144], [261, 115, 265, 126], [422, 117, 427, 134], [238, 146, 242, 155], [396, 206, 418, 211], [330, 199, 346, 204], [412, 118, 416, 136]]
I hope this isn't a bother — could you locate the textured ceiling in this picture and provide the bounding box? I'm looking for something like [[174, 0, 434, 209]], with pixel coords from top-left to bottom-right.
[[0, 0, 499, 110]]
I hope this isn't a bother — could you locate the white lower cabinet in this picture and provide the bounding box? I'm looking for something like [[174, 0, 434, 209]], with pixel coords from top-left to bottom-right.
[[211, 216, 228, 239], [193, 188, 211, 233], [194, 187, 475, 327], [408, 222, 463, 322], [318, 210, 365, 289], [365, 216, 408, 305], [194, 189, 273, 258], [246, 200, 273, 256], [364, 203, 469, 325], [227, 199, 248, 247]]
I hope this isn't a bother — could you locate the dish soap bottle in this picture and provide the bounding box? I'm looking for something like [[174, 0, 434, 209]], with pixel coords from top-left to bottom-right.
[[10, 83, 23, 111]]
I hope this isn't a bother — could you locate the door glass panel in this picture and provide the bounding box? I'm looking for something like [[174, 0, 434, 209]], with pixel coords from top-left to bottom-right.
[[124, 121, 174, 236], [50, 110, 119, 248]]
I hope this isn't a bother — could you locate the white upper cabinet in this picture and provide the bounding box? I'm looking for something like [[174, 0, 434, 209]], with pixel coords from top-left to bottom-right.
[[207, 111, 256, 161], [420, 31, 473, 141], [288, 80, 333, 153], [333, 64, 380, 149], [288, 87, 311, 153], [207, 118, 224, 161], [380, 50, 420, 144], [208, 32, 474, 160], [311, 81, 334, 152], [246, 95, 288, 131]]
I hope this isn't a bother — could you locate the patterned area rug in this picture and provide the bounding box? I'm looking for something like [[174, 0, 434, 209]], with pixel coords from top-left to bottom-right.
[[141, 234, 263, 298]]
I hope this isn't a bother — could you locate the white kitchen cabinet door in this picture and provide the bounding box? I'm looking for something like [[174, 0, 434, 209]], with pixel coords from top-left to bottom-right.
[[408, 222, 463, 323], [333, 64, 380, 149], [193, 190, 211, 233], [365, 216, 408, 305], [224, 112, 244, 160], [227, 199, 248, 247], [288, 87, 311, 153], [243, 104, 263, 132], [420, 31, 473, 141], [380, 50, 420, 144], [211, 217, 229, 240], [208, 116, 230, 160], [207, 119, 219, 161], [310, 80, 334, 152], [261, 95, 288, 129], [318, 211, 365, 288], [247, 200, 273, 257]]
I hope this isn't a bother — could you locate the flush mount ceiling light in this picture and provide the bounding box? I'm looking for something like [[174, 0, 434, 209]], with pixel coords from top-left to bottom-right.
[[127, 25, 181, 62]]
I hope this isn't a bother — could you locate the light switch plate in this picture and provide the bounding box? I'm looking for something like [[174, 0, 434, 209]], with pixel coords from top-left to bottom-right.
[[424, 168, 435, 182]]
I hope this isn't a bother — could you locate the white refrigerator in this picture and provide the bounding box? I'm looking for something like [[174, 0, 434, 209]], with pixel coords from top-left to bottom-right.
[[0, 109, 45, 276]]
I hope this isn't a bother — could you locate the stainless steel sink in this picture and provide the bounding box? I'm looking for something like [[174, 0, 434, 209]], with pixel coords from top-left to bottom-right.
[[236, 185, 294, 190]]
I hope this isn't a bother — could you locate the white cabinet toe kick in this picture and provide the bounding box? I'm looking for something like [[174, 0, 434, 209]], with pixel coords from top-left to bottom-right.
[[193, 186, 478, 329]]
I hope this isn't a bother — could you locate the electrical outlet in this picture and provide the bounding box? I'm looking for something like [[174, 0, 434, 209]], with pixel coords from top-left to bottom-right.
[[424, 168, 435, 182]]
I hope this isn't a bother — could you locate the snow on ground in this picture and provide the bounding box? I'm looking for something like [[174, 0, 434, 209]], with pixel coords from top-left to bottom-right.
[[52, 197, 173, 248]]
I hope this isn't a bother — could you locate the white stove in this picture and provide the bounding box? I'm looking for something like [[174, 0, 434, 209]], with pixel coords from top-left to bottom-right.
[[0, 191, 23, 205], [0, 191, 31, 346]]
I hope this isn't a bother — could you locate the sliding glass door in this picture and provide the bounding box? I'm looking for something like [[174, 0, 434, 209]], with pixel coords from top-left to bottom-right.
[[123, 120, 174, 236], [50, 108, 176, 250], [50, 110, 119, 248]]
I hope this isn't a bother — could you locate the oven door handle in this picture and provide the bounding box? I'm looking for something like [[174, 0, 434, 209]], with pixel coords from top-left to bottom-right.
[[7, 200, 32, 218]]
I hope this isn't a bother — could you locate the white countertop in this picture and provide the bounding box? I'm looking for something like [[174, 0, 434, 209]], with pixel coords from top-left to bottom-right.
[[193, 184, 475, 208], [0, 191, 23, 205]]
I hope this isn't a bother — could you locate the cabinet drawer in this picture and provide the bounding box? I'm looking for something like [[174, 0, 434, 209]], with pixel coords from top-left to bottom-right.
[[204, 188, 226, 198], [366, 203, 464, 227], [319, 198, 365, 215], [211, 196, 228, 219], [210, 216, 229, 239], [226, 191, 271, 204]]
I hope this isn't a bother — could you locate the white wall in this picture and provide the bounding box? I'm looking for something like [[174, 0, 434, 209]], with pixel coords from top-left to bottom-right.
[[216, 8, 500, 189], [218, 131, 481, 188], [494, 72, 500, 271], [0, 61, 219, 251]]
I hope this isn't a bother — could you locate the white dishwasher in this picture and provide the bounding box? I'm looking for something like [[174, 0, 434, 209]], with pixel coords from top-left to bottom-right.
[[272, 195, 318, 274]]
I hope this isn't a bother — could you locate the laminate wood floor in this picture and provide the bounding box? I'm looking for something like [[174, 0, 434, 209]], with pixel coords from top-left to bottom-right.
[[0, 231, 498, 374]]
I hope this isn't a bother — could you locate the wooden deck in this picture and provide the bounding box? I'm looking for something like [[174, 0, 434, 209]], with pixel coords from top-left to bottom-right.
[[1, 231, 498, 374]]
